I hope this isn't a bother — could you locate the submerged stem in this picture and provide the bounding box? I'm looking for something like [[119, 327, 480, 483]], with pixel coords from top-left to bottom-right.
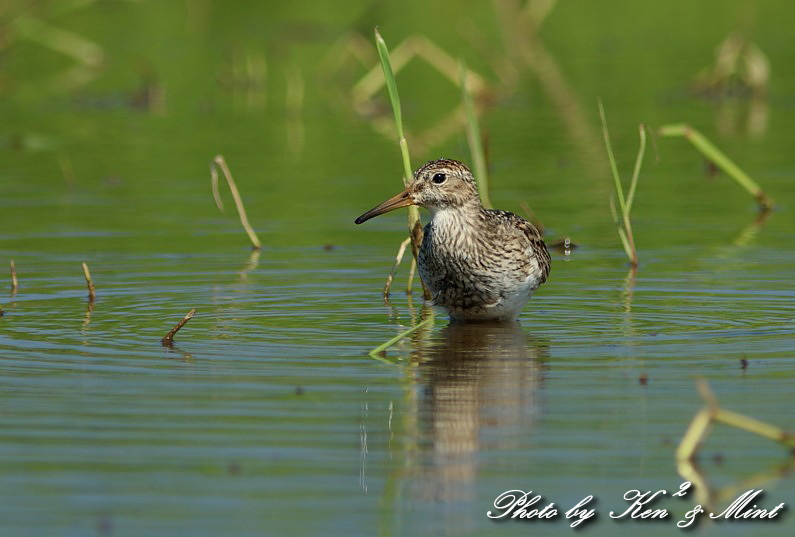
[[369, 317, 433, 359]]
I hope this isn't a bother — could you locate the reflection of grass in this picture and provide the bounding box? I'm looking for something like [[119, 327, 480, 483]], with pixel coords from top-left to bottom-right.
[[460, 61, 492, 209], [677, 379, 795, 509], [598, 101, 645, 267], [354, 34, 486, 111], [8, 14, 104, 66], [678, 379, 795, 457], [210, 155, 261, 251], [2, 0, 113, 66], [659, 124, 773, 210], [351, 32, 490, 156], [692, 33, 770, 98]]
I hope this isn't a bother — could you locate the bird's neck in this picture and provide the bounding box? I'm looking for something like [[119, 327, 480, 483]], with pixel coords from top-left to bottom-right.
[[427, 202, 486, 235]]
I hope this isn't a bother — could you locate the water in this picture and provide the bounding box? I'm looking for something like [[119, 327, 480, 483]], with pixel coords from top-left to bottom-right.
[[1, 1, 794, 536]]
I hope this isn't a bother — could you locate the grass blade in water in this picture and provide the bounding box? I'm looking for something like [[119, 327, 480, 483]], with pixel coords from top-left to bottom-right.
[[659, 123, 773, 210]]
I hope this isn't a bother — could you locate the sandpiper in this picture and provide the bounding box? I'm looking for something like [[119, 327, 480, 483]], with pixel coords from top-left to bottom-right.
[[355, 158, 550, 321]]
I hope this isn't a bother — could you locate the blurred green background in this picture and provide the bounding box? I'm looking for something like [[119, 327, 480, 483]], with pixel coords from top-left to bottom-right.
[[2, 0, 792, 254]]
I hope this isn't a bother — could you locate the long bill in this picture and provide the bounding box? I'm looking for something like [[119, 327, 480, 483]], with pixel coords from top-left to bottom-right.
[[355, 187, 415, 224]]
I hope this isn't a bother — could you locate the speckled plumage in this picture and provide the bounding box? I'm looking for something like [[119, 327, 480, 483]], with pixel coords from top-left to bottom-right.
[[356, 158, 550, 321]]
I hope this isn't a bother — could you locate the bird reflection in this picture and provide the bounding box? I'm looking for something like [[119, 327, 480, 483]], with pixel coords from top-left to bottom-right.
[[405, 321, 549, 532]]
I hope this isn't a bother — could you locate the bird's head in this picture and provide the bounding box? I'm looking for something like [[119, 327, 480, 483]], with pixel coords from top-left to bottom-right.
[[355, 158, 480, 224]]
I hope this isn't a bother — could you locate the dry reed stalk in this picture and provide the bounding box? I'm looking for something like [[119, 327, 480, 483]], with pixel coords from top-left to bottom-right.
[[10, 260, 18, 294], [383, 236, 411, 299], [210, 155, 262, 250], [161, 308, 197, 346], [81, 262, 96, 301]]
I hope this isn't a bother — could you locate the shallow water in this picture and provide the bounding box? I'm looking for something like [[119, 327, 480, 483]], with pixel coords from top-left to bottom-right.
[[2, 243, 793, 536], [2, 1, 795, 536]]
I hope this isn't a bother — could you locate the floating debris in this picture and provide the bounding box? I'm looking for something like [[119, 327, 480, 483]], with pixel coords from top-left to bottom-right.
[[227, 461, 242, 475], [548, 237, 577, 256]]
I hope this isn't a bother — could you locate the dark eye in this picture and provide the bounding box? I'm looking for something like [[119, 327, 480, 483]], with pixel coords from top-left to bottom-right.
[[432, 172, 447, 184]]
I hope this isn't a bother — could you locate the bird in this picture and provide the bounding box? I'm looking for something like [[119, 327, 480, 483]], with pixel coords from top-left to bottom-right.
[[355, 158, 550, 322]]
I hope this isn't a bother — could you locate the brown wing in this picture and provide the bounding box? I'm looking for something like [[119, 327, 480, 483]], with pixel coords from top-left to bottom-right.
[[512, 215, 551, 285], [485, 209, 551, 285]]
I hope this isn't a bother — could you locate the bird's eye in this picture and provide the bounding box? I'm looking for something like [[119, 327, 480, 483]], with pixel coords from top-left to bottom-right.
[[432, 173, 447, 184]]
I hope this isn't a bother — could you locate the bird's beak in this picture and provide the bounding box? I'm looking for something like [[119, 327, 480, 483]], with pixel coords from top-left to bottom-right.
[[355, 186, 415, 224]]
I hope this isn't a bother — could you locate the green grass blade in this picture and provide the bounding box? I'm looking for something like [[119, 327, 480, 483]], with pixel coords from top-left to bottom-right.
[[375, 28, 413, 187], [609, 195, 633, 260], [598, 99, 627, 215], [608, 192, 620, 224], [599, 100, 637, 265], [626, 124, 646, 213], [659, 123, 772, 209], [374, 28, 430, 298]]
